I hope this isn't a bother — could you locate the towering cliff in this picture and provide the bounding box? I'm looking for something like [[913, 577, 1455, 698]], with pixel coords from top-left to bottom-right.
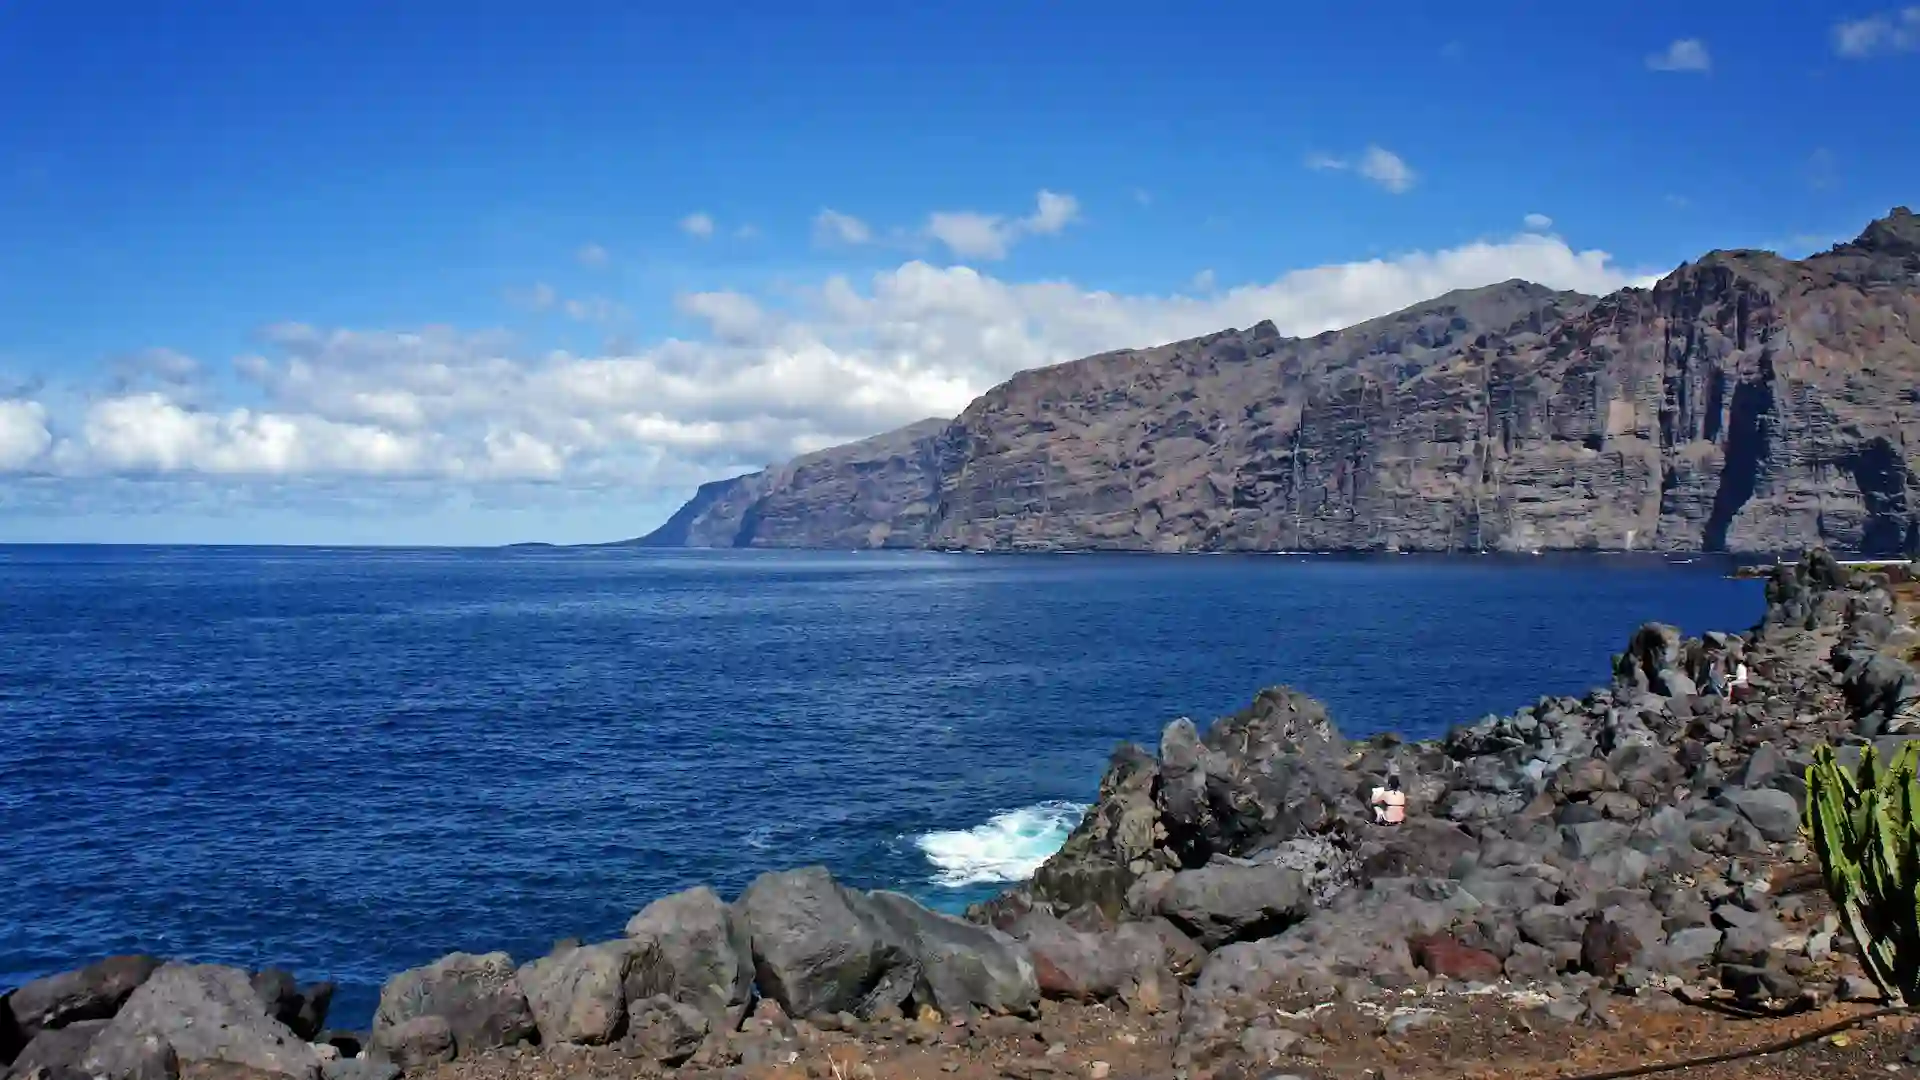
[[633, 209, 1920, 555], [625, 418, 949, 549]]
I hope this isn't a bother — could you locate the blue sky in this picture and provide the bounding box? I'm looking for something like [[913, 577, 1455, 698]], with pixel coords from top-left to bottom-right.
[[0, 1, 1914, 544]]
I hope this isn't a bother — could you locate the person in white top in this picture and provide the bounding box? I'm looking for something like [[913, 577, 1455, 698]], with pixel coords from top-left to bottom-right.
[[1371, 771, 1407, 826], [1729, 659, 1751, 703]]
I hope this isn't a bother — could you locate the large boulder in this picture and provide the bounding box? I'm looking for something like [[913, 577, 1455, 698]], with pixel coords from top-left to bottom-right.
[[1836, 650, 1920, 736], [735, 868, 917, 1020], [624, 886, 754, 1030], [366, 1017, 452, 1072], [1152, 861, 1314, 948], [371, 953, 534, 1059], [624, 996, 708, 1067], [8, 1019, 110, 1080], [1003, 913, 1122, 1000], [8, 957, 162, 1040], [247, 972, 332, 1044], [1717, 788, 1803, 845], [81, 965, 319, 1080], [516, 942, 631, 1046], [862, 891, 1038, 1016]]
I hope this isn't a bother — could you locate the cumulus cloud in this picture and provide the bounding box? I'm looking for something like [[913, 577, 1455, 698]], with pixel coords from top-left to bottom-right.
[[77, 393, 431, 476], [15, 233, 1660, 499], [813, 208, 873, 247], [1834, 8, 1920, 56], [679, 213, 716, 239], [0, 399, 52, 471], [1523, 213, 1553, 231], [924, 190, 1082, 259], [1646, 38, 1712, 72], [1306, 147, 1417, 193], [575, 243, 610, 268]]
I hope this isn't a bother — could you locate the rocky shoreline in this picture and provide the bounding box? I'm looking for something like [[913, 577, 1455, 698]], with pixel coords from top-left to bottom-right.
[[8, 550, 1920, 1080]]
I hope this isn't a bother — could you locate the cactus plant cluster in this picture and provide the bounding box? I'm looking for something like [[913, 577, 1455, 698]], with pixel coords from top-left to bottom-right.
[[1805, 741, 1920, 1005]]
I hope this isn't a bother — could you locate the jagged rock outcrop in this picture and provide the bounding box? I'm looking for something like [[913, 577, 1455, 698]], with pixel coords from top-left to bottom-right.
[[637, 209, 1920, 554], [967, 549, 1915, 1066]]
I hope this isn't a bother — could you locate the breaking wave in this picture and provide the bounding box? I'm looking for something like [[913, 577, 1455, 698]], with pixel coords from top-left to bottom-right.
[[915, 801, 1089, 887]]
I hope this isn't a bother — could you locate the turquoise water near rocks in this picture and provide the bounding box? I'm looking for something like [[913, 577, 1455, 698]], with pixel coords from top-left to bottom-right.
[[0, 546, 1762, 1026]]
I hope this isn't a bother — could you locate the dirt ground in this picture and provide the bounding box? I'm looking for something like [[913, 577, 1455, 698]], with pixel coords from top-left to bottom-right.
[[424, 990, 1918, 1080]]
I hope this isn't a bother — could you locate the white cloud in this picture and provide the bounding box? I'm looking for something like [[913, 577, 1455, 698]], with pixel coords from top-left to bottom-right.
[[20, 232, 1654, 496], [680, 213, 716, 239], [1357, 147, 1416, 193], [575, 243, 610, 268], [734, 224, 760, 239], [0, 399, 52, 471], [926, 211, 1014, 260], [924, 189, 1082, 259], [1834, 8, 1920, 56], [813, 208, 873, 246], [1523, 213, 1554, 231], [1306, 147, 1417, 193], [1646, 38, 1712, 72], [10, 225, 1665, 519], [77, 393, 431, 477], [1025, 190, 1080, 234], [676, 290, 765, 342], [1131, 188, 1152, 206]]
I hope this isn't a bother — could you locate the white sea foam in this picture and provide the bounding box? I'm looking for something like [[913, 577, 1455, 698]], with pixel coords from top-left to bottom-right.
[[915, 801, 1089, 887]]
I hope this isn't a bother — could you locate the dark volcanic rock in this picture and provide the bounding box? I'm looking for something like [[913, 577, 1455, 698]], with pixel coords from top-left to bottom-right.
[[624, 996, 708, 1067], [8, 956, 161, 1040], [738, 869, 1037, 1020], [248, 971, 331, 1044], [370, 953, 535, 1060], [736, 867, 919, 1020], [367, 1017, 452, 1072], [9, 1019, 110, 1080], [639, 210, 1920, 555], [861, 891, 1038, 1016], [83, 965, 318, 1080], [1151, 863, 1314, 949], [516, 942, 631, 1046], [623, 885, 755, 1031], [983, 551, 1884, 1048]]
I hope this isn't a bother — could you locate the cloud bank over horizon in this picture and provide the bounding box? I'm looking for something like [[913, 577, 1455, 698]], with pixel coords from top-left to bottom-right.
[[1, 224, 1661, 540]]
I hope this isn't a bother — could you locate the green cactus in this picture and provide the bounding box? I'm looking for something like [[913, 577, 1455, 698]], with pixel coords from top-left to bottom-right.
[[1805, 741, 1920, 1004]]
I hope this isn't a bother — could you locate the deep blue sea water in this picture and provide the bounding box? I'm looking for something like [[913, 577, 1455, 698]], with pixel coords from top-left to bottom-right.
[[0, 546, 1764, 1027]]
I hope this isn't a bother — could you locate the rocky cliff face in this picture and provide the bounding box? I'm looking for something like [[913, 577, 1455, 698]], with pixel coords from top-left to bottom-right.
[[626, 418, 948, 549], [636, 209, 1920, 554]]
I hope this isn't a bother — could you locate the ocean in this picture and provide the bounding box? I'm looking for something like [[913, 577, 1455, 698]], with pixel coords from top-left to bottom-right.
[[0, 546, 1764, 1027]]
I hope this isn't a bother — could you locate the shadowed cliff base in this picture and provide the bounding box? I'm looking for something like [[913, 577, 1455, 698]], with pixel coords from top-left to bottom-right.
[[630, 209, 1920, 557]]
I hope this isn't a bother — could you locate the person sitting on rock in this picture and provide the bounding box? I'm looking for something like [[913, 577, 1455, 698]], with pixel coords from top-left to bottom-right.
[[1370, 771, 1406, 825], [1729, 658, 1751, 703], [1705, 655, 1729, 697]]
